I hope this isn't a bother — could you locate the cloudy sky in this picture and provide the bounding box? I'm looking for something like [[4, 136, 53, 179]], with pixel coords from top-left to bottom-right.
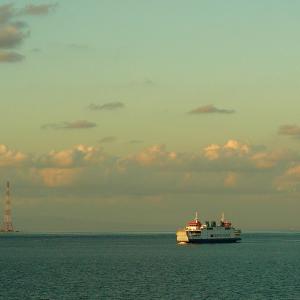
[[1, 1, 300, 232]]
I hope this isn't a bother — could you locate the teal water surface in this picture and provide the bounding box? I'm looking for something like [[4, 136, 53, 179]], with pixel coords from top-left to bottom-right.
[[0, 233, 299, 299]]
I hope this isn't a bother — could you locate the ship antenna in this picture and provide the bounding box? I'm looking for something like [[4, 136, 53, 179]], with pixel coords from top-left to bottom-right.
[[195, 211, 198, 221], [221, 212, 225, 222]]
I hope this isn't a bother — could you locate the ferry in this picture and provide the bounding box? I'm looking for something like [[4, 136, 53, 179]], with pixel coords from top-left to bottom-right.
[[176, 212, 241, 244]]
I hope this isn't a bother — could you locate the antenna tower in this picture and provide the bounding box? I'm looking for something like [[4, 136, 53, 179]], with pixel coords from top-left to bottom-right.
[[2, 181, 14, 232]]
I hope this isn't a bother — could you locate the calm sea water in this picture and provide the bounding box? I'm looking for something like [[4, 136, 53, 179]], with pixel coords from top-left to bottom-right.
[[0, 233, 299, 299]]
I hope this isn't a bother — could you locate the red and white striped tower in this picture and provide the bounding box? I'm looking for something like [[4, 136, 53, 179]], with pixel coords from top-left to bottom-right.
[[2, 181, 14, 232]]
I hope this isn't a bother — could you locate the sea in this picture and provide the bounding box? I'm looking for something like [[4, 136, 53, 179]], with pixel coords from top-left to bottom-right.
[[0, 233, 299, 300]]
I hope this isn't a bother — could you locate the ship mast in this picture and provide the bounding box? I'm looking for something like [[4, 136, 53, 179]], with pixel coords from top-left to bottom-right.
[[221, 212, 225, 223]]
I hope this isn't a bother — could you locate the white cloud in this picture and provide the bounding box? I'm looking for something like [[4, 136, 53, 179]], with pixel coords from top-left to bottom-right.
[[203, 140, 250, 160], [203, 144, 221, 160], [126, 144, 178, 166], [251, 149, 293, 169], [0, 140, 299, 196], [0, 144, 27, 167], [38, 144, 106, 168]]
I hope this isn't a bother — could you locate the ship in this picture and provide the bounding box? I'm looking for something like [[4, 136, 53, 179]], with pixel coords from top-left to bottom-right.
[[176, 212, 241, 244]]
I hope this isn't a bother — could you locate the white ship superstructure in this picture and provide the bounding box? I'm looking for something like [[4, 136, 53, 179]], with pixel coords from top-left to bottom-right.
[[176, 212, 241, 243]]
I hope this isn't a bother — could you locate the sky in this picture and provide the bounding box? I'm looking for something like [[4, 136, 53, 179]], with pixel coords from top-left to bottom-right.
[[1, 0, 300, 232]]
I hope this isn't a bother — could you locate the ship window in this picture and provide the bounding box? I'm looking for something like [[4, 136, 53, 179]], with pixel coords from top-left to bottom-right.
[[210, 234, 214, 237]]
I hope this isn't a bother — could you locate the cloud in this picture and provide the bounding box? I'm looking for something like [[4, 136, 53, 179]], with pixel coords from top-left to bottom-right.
[[118, 145, 178, 171], [0, 7, 31, 50], [31, 167, 81, 187], [0, 144, 28, 167], [37, 145, 106, 168], [275, 165, 300, 191], [0, 50, 24, 62], [278, 125, 300, 137], [88, 102, 125, 111], [111, 142, 272, 196], [203, 144, 221, 160], [188, 104, 235, 114], [42, 120, 97, 130], [0, 3, 56, 63], [0, 24, 29, 48], [134, 144, 177, 166], [2, 140, 300, 197], [0, 4, 15, 24], [204, 140, 250, 160], [31, 145, 106, 187], [21, 4, 58, 16], [224, 140, 250, 153], [11, 21, 28, 29], [99, 136, 117, 144], [251, 149, 294, 169]]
